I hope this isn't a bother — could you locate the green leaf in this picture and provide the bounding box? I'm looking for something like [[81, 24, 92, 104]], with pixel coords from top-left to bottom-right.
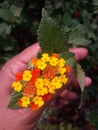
[[63, 12, 72, 26], [0, 8, 13, 22], [68, 37, 90, 46], [38, 9, 68, 54], [60, 52, 75, 67], [10, 5, 23, 17], [0, 23, 11, 36], [6, 25, 12, 34], [93, 0, 98, 6], [8, 91, 23, 109], [86, 111, 98, 125], [75, 63, 85, 92]]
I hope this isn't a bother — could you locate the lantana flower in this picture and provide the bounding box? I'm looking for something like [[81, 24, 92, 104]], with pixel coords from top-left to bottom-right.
[[11, 53, 70, 110]]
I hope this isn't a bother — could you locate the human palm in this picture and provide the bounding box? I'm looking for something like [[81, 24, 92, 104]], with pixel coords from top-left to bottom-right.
[[0, 43, 91, 130]]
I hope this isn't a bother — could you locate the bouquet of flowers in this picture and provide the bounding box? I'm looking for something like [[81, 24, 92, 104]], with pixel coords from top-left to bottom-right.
[[8, 9, 85, 111]]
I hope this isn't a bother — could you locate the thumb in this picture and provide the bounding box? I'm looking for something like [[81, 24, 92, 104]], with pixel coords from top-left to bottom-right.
[[0, 43, 40, 92], [1, 43, 40, 76], [14, 43, 41, 64]]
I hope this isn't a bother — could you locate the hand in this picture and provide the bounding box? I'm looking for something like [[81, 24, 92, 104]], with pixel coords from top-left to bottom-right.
[[60, 47, 92, 99], [53, 48, 92, 107], [0, 43, 92, 130]]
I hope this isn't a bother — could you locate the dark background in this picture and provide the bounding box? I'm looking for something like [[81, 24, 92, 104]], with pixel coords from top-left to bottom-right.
[[0, 0, 98, 130]]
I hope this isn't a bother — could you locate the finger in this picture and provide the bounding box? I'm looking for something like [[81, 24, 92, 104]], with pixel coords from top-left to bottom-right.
[[0, 43, 40, 93], [69, 48, 88, 61], [71, 76, 92, 88], [85, 76, 92, 87], [2, 43, 40, 75], [60, 90, 77, 100], [14, 43, 41, 64]]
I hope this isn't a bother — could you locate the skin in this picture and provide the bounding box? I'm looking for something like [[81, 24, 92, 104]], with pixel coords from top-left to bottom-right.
[[0, 43, 92, 130]]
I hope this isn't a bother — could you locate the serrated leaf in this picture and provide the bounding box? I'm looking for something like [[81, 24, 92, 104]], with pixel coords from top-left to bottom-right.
[[8, 91, 22, 109], [60, 52, 75, 67], [38, 9, 68, 54], [75, 63, 85, 92]]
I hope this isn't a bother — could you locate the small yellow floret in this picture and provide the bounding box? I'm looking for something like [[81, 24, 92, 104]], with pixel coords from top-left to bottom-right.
[[48, 84, 55, 94], [21, 96, 30, 107], [50, 57, 58, 66], [58, 58, 66, 67], [43, 78, 50, 87], [24, 70, 31, 74], [36, 86, 48, 96], [51, 77, 62, 89], [41, 53, 50, 62], [23, 70, 32, 81], [37, 59, 47, 70], [33, 96, 44, 107], [12, 81, 22, 92], [35, 78, 44, 88], [58, 67, 66, 74], [60, 75, 68, 84]]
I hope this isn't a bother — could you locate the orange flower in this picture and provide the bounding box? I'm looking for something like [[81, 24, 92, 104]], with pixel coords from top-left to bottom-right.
[[30, 76, 37, 83], [51, 53, 59, 58], [15, 72, 23, 81], [42, 65, 57, 79], [65, 66, 70, 73], [42, 94, 52, 101], [30, 68, 40, 83], [31, 68, 40, 77], [23, 82, 36, 98], [18, 98, 22, 107], [32, 58, 38, 67], [30, 102, 39, 110]]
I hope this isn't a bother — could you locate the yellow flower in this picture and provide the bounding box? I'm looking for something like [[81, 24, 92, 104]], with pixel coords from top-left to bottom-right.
[[21, 96, 30, 107], [58, 58, 66, 67], [60, 75, 68, 84], [12, 81, 22, 92], [33, 96, 44, 107], [51, 77, 62, 89], [35, 78, 44, 88], [36, 86, 48, 96], [43, 78, 50, 87], [41, 53, 50, 62], [24, 70, 31, 74], [37, 59, 47, 70], [48, 84, 55, 94], [23, 70, 32, 81], [50, 57, 58, 66], [58, 67, 66, 74]]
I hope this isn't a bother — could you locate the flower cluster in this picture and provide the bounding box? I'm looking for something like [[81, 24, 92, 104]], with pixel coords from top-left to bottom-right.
[[12, 53, 70, 110]]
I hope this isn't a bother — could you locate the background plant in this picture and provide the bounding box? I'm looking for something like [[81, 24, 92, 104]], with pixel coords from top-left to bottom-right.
[[0, 0, 98, 130]]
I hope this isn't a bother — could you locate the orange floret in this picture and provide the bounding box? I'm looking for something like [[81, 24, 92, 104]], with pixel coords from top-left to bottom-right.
[[32, 58, 38, 67], [42, 65, 57, 79], [65, 66, 70, 73], [23, 82, 36, 98], [18, 98, 22, 107], [31, 68, 40, 77], [15, 72, 23, 81], [30, 68, 40, 83], [30, 102, 39, 110], [42, 94, 52, 101], [51, 53, 59, 58]]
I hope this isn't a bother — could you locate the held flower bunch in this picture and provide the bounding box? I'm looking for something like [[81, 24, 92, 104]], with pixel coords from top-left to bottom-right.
[[12, 53, 70, 110], [8, 9, 85, 111]]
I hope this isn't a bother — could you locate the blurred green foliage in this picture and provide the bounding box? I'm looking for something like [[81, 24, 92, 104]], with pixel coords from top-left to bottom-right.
[[0, 0, 98, 130]]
